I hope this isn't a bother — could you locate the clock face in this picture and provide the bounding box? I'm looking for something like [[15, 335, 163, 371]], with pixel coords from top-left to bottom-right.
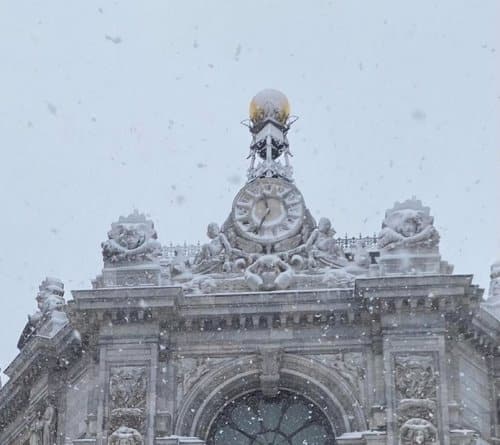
[[232, 178, 305, 243]]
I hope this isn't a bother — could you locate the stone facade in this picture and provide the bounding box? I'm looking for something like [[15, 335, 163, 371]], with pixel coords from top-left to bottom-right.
[[0, 90, 498, 445]]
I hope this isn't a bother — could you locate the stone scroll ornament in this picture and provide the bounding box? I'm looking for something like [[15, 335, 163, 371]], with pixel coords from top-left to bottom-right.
[[394, 355, 438, 444], [18, 277, 68, 349], [109, 367, 147, 438], [101, 211, 162, 265], [378, 198, 440, 251]]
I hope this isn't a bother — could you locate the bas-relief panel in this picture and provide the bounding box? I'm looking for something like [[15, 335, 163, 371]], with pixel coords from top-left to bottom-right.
[[107, 366, 148, 444], [393, 354, 439, 445]]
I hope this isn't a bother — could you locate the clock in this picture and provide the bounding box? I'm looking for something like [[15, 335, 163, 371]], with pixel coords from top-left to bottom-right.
[[232, 178, 306, 244]]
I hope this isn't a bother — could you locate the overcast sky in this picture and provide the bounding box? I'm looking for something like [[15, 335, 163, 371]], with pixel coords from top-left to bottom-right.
[[1, 0, 499, 379]]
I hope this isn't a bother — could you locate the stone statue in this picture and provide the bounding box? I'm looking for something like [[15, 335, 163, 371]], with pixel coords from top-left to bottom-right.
[[378, 199, 439, 251], [109, 426, 143, 445], [102, 211, 162, 265], [489, 260, 500, 301], [41, 404, 56, 445], [18, 278, 67, 349], [193, 223, 248, 274], [29, 405, 56, 445], [400, 418, 437, 445], [245, 254, 294, 291], [291, 217, 347, 269], [29, 413, 43, 445]]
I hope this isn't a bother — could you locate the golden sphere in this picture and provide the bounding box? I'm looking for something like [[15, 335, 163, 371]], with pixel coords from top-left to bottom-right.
[[249, 89, 290, 126]]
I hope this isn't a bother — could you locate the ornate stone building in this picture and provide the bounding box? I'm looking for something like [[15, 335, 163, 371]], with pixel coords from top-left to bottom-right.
[[1, 90, 499, 445]]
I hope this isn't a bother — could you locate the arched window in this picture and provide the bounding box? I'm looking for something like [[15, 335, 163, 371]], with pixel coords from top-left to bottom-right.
[[207, 390, 335, 445]]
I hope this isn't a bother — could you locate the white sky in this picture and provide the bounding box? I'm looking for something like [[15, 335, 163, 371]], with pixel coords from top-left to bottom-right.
[[1, 0, 499, 379]]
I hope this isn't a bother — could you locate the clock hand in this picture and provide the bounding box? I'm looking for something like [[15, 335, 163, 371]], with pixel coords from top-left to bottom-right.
[[255, 207, 271, 233]]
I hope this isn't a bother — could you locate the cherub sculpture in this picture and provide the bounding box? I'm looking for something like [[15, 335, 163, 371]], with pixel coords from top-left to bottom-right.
[[378, 199, 440, 251], [193, 223, 248, 274], [245, 254, 294, 291], [102, 211, 162, 265]]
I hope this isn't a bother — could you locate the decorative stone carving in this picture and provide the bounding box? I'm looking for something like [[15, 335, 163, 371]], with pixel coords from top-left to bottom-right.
[[400, 418, 437, 445], [29, 404, 56, 445], [193, 223, 248, 274], [259, 349, 282, 396], [298, 217, 348, 269], [321, 269, 356, 288], [306, 353, 365, 390], [18, 277, 68, 349], [378, 198, 439, 251], [488, 260, 500, 301], [177, 357, 229, 396], [109, 367, 147, 433], [395, 355, 436, 401], [394, 355, 438, 441], [102, 211, 161, 265], [377, 198, 449, 275], [245, 254, 294, 291], [108, 426, 143, 445]]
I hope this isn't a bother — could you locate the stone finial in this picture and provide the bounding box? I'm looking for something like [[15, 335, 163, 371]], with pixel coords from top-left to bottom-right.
[[488, 259, 500, 301], [378, 197, 440, 251], [18, 277, 68, 349], [101, 210, 162, 266]]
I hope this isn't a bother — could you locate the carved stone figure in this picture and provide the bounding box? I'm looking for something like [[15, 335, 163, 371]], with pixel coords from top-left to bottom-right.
[[29, 413, 43, 445], [400, 418, 437, 445], [41, 404, 56, 445], [395, 355, 436, 400], [101, 211, 162, 265], [290, 217, 347, 269], [193, 223, 248, 274], [378, 199, 440, 251], [489, 260, 500, 301], [29, 405, 56, 445], [245, 254, 294, 291], [18, 277, 67, 349], [108, 426, 143, 445]]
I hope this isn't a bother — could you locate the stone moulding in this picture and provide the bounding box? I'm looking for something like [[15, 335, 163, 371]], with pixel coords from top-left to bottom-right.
[[174, 353, 367, 440]]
